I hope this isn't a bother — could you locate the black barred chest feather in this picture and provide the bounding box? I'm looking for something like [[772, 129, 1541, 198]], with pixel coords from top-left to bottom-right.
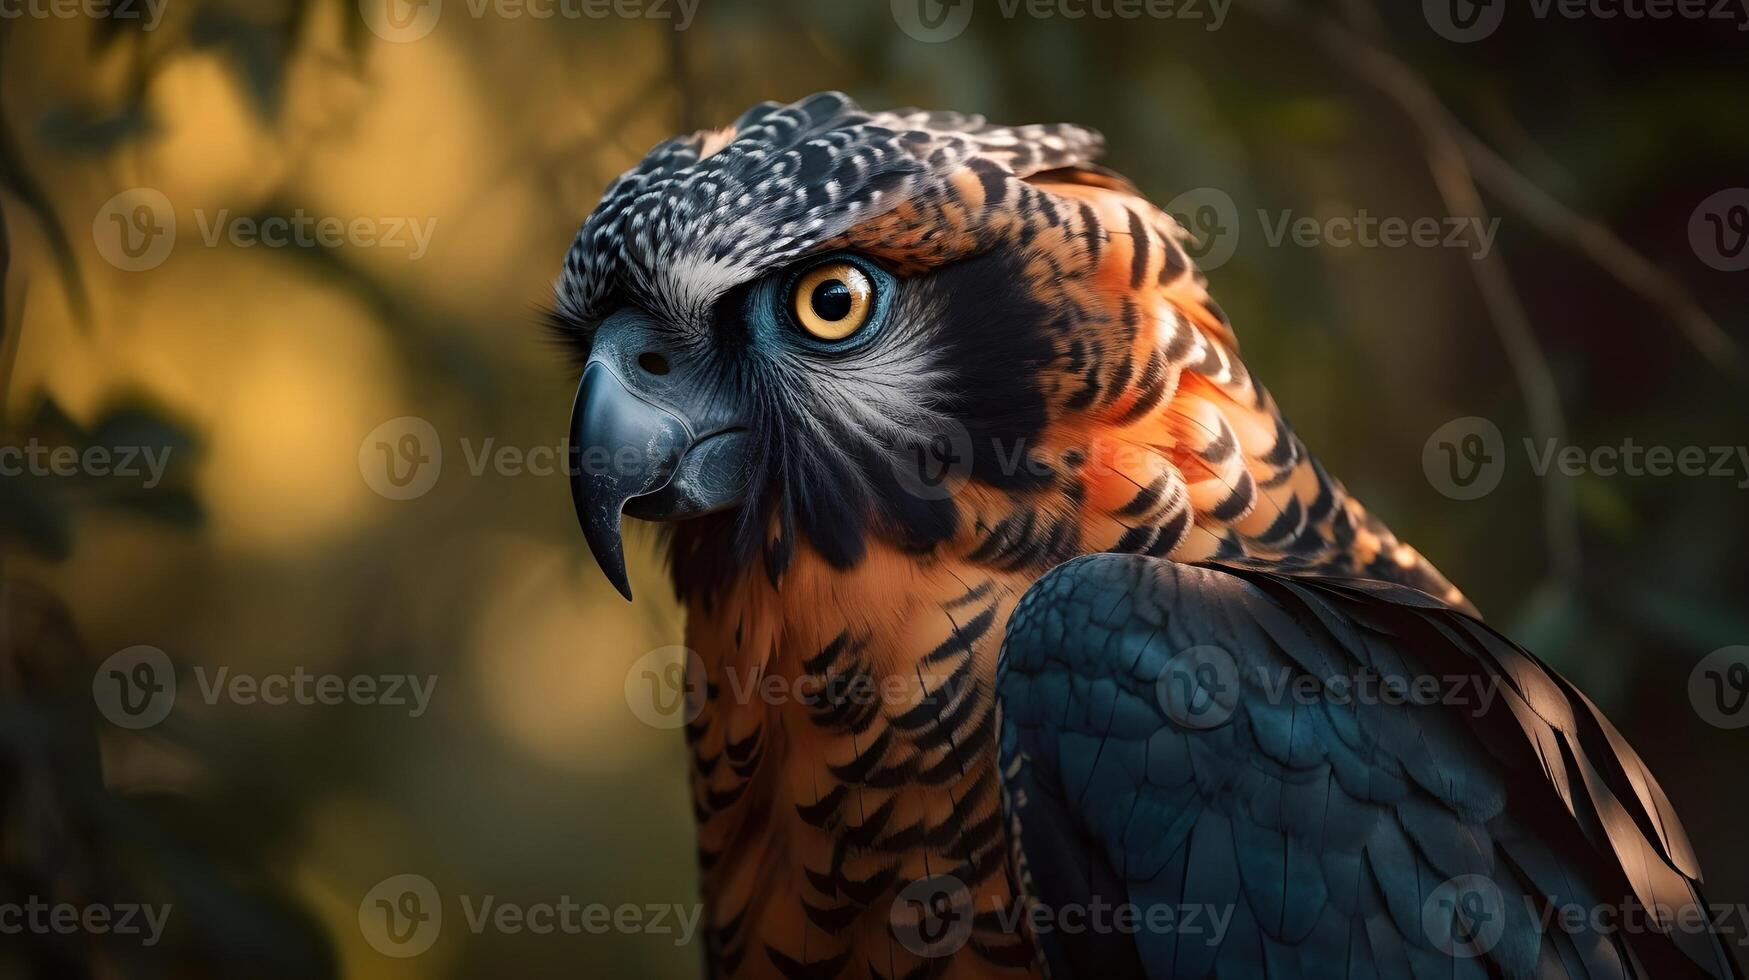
[[681, 566, 1043, 980]]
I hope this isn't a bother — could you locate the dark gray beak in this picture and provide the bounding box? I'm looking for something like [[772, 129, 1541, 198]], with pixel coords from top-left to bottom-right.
[[568, 310, 751, 600]]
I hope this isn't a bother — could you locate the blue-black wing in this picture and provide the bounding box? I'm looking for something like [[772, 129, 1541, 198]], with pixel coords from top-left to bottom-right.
[[996, 554, 1740, 980]]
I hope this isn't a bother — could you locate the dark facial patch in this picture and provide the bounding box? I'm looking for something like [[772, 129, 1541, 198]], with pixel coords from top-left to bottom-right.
[[920, 250, 1057, 492], [666, 245, 1059, 592]]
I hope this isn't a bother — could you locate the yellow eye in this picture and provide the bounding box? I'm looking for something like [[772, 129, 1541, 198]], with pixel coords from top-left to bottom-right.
[[792, 262, 874, 341]]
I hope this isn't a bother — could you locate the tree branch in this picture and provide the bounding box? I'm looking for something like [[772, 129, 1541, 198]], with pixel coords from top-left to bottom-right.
[[1246, 0, 1586, 587]]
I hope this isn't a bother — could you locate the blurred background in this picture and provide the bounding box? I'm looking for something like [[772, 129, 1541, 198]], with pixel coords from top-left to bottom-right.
[[1, 0, 1745, 976]]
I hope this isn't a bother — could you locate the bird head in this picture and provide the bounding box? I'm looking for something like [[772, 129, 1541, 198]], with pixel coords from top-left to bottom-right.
[[553, 92, 1225, 601]]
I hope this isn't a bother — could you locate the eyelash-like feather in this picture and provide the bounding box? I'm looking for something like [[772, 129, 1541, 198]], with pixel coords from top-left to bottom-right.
[[539, 303, 599, 379]]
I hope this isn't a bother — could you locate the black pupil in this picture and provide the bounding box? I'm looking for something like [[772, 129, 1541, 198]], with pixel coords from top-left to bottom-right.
[[810, 279, 853, 322]]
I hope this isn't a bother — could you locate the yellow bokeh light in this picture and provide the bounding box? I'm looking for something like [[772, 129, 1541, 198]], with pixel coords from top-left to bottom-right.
[[468, 535, 682, 775]]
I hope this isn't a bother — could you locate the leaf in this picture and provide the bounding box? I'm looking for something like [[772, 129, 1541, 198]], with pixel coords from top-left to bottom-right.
[[35, 103, 156, 155], [90, 487, 204, 527], [86, 404, 200, 458], [0, 103, 90, 327], [1, 397, 205, 557], [0, 474, 74, 560], [188, 6, 296, 118]]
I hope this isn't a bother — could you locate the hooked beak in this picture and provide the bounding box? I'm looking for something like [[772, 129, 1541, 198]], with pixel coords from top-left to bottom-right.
[[568, 310, 752, 600]]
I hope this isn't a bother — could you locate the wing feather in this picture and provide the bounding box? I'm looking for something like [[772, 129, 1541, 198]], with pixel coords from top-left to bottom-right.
[[996, 555, 1740, 980]]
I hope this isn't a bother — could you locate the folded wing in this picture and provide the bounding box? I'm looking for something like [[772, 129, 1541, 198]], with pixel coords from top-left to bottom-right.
[[996, 554, 1740, 980]]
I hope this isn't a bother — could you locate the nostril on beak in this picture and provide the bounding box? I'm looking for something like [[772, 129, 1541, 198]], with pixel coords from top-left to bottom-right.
[[636, 352, 670, 376]]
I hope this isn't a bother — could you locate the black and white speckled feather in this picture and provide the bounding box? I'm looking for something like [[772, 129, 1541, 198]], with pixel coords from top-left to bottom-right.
[[556, 91, 1101, 330]]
